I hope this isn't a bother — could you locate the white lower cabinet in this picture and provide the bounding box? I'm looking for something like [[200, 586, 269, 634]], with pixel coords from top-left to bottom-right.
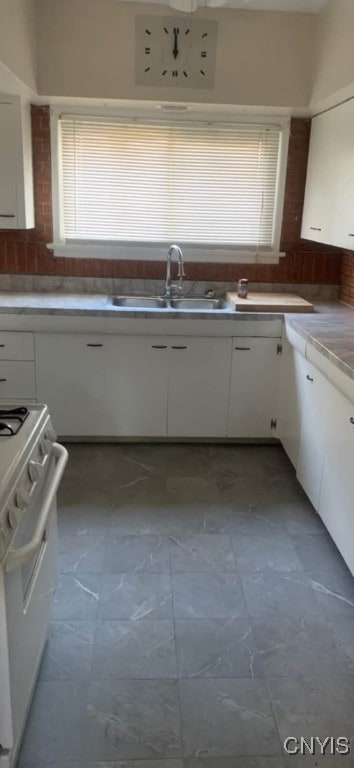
[[228, 337, 280, 438], [296, 356, 333, 511], [35, 333, 110, 436], [106, 337, 169, 437], [276, 342, 302, 469], [318, 388, 354, 576], [167, 337, 231, 437]]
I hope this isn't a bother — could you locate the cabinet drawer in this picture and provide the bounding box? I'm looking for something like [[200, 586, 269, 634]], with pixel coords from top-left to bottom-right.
[[0, 332, 34, 360], [0, 362, 36, 399]]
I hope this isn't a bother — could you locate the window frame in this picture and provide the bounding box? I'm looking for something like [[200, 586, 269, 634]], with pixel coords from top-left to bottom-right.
[[50, 104, 290, 264]]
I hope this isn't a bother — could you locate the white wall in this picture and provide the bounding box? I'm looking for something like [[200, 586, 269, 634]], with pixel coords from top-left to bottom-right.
[[311, 0, 354, 107], [36, 0, 314, 108], [0, 0, 37, 91]]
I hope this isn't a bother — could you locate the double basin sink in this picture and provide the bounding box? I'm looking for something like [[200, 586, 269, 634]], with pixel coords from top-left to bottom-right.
[[112, 296, 230, 312]]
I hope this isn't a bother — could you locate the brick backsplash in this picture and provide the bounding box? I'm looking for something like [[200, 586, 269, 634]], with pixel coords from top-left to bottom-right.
[[339, 252, 354, 307], [0, 108, 343, 285]]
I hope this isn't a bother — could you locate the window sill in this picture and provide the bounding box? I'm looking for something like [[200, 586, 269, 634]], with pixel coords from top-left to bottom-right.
[[49, 243, 285, 265]]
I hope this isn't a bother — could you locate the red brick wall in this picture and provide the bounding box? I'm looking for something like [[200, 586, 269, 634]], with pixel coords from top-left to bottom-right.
[[0, 108, 343, 284], [339, 252, 354, 307]]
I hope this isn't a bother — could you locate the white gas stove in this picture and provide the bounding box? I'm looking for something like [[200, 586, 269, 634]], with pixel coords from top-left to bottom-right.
[[0, 404, 68, 768]]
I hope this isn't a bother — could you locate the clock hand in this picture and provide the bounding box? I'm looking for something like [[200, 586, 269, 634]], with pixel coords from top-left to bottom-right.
[[173, 27, 179, 59]]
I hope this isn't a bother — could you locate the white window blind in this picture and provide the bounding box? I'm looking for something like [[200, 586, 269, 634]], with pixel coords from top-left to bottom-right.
[[59, 117, 282, 247]]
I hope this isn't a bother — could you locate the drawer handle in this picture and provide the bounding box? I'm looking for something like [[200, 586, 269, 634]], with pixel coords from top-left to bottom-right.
[[0, 214, 15, 218], [151, 345, 167, 349], [86, 343, 103, 347], [350, 417, 354, 425], [171, 346, 188, 350], [235, 346, 251, 351], [0, 378, 7, 382], [348, 234, 354, 237], [306, 374, 314, 382], [0, 344, 5, 348], [310, 227, 322, 231]]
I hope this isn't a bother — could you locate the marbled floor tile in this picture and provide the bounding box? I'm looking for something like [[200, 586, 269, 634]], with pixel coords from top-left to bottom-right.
[[53, 574, 101, 621], [308, 568, 354, 622], [98, 573, 173, 620], [269, 500, 325, 535], [83, 679, 182, 760], [268, 675, 354, 742], [240, 572, 321, 620], [179, 678, 281, 758], [18, 681, 89, 763], [172, 572, 248, 619], [58, 480, 114, 536], [231, 529, 303, 572], [169, 534, 236, 572], [104, 534, 170, 572], [175, 618, 261, 678], [111, 500, 228, 536], [166, 476, 219, 502], [39, 621, 95, 681], [91, 620, 177, 679], [59, 533, 107, 573], [282, 757, 354, 767], [292, 531, 351, 576], [184, 758, 286, 767], [20, 762, 183, 768], [252, 615, 354, 679]]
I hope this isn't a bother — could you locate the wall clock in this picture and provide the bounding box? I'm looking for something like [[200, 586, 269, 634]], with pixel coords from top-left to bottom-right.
[[135, 16, 217, 89]]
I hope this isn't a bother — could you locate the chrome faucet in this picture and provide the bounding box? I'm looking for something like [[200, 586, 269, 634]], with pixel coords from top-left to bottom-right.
[[164, 244, 185, 298]]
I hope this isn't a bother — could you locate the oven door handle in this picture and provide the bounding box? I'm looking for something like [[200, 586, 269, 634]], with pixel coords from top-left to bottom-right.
[[5, 442, 68, 574]]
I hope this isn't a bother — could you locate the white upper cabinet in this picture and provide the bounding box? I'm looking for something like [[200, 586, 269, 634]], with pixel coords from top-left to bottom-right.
[[0, 96, 34, 229], [301, 99, 354, 250]]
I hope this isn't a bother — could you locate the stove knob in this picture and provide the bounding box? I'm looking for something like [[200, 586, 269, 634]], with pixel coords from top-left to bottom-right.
[[7, 506, 21, 530], [46, 428, 57, 442], [40, 438, 51, 457], [28, 460, 43, 482], [15, 489, 31, 510]]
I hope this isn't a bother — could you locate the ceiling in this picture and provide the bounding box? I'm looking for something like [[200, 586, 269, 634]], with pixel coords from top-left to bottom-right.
[[123, 0, 328, 10]]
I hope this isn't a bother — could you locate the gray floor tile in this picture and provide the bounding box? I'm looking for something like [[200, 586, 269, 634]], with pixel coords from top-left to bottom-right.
[[98, 573, 173, 620], [308, 568, 354, 622], [172, 572, 248, 619], [39, 621, 95, 681], [166, 476, 219, 501], [268, 675, 354, 741], [252, 615, 354, 678], [184, 759, 286, 768], [18, 681, 89, 763], [179, 678, 281, 757], [169, 534, 236, 572], [231, 529, 303, 572], [58, 533, 106, 573], [104, 534, 170, 572], [53, 574, 101, 620], [91, 619, 177, 678], [20, 762, 183, 768], [175, 618, 261, 678], [58, 480, 114, 535], [83, 679, 182, 760], [292, 531, 351, 576], [111, 499, 227, 535], [241, 572, 320, 620]]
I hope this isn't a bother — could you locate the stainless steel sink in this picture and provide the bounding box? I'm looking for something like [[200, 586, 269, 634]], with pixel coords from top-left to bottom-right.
[[112, 296, 168, 309], [169, 297, 228, 311]]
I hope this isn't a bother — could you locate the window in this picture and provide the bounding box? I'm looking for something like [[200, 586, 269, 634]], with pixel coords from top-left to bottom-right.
[[52, 112, 289, 263]]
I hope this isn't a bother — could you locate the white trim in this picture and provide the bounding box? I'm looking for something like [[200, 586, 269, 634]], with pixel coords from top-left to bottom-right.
[[50, 104, 290, 264], [49, 243, 285, 264]]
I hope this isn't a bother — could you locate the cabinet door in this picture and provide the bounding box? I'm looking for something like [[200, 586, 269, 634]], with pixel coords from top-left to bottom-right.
[[106, 336, 168, 437], [296, 357, 332, 510], [319, 389, 354, 576], [0, 98, 34, 229], [0, 100, 18, 226], [276, 343, 303, 470], [167, 337, 231, 437], [228, 338, 280, 438], [35, 334, 110, 436]]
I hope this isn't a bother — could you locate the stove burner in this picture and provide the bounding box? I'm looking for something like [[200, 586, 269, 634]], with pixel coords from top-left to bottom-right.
[[0, 407, 29, 436]]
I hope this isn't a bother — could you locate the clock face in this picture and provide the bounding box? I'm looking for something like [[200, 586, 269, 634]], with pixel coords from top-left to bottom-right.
[[135, 16, 217, 89]]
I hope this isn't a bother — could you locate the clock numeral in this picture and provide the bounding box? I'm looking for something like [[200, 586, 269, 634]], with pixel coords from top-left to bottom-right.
[[183, 71, 188, 78], [202, 32, 208, 38], [185, 29, 190, 35], [144, 67, 151, 72], [145, 28, 151, 35], [200, 69, 206, 76], [164, 26, 169, 34], [145, 47, 151, 54], [162, 70, 167, 76], [172, 70, 179, 77], [201, 51, 207, 58]]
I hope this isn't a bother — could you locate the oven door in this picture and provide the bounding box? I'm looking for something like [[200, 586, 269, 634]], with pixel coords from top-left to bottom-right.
[[0, 442, 68, 767]]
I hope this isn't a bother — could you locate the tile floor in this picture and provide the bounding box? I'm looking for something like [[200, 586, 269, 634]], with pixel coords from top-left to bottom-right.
[[18, 443, 354, 767]]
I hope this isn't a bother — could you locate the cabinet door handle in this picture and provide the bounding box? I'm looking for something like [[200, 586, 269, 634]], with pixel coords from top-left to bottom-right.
[[171, 346, 188, 350], [0, 214, 15, 218], [306, 374, 314, 382], [310, 227, 322, 231], [151, 345, 167, 349], [235, 346, 251, 351], [86, 343, 103, 347], [0, 344, 5, 348], [348, 234, 354, 237], [0, 378, 7, 382], [350, 417, 354, 425]]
